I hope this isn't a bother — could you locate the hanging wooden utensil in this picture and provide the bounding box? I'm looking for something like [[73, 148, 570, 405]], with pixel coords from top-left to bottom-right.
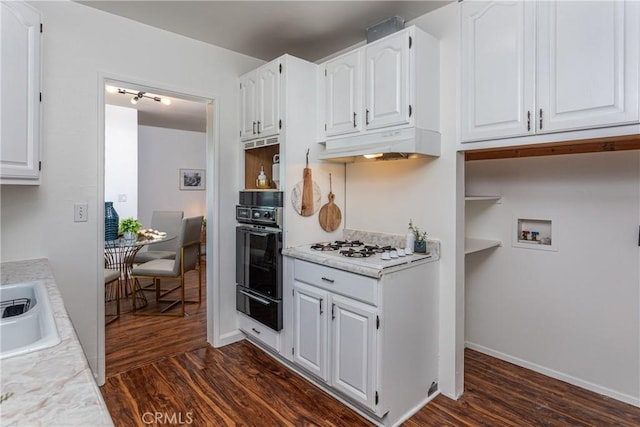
[[301, 148, 314, 216], [318, 173, 342, 232]]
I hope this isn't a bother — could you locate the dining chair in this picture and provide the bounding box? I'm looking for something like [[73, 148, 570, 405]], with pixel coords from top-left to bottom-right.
[[133, 210, 184, 263], [104, 268, 121, 324], [131, 216, 203, 316]]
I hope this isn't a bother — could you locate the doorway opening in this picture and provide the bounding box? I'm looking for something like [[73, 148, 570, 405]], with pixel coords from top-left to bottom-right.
[[100, 77, 215, 380]]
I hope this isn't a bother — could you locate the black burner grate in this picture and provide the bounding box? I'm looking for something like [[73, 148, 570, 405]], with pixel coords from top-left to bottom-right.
[[364, 245, 393, 253], [334, 240, 364, 248], [311, 243, 340, 251], [339, 248, 375, 258]]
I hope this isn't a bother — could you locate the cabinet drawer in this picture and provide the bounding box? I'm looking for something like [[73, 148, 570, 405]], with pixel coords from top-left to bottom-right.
[[294, 259, 378, 306], [239, 313, 281, 352]]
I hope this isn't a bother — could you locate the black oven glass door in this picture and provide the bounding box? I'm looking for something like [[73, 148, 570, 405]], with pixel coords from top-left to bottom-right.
[[236, 226, 282, 299], [236, 286, 282, 331]]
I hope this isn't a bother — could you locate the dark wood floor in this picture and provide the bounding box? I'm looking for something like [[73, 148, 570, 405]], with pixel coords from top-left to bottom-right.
[[105, 264, 207, 376], [102, 262, 640, 426]]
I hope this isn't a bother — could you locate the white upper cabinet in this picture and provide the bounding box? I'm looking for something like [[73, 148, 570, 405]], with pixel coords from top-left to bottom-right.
[[257, 59, 280, 138], [460, 1, 535, 141], [325, 50, 362, 137], [240, 58, 281, 141], [321, 26, 439, 142], [460, 0, 639, 144], [365, 29, 411, 130], [1, 1, 41, 184], [239, 73, 257, 140], [536, 0, 639, 133]]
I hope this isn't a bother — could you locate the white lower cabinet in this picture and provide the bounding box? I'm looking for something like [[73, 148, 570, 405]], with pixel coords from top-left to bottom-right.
[[330, 294, 377, 410], [293, 282, 328, 381], [289, 258, 439, 425], [293, 281, 378, 410]]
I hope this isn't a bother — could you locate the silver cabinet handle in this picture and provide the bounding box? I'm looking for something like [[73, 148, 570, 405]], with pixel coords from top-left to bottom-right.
[[251, 327, 261, 335], [321, 277, 334, 283], [239, 290, 270, 305], [257, 121, 261, 134], [353, 112, 357, 128], [320, 299, 323, 314], [527, 111, 531, 131], [252, 121, 256, 134]]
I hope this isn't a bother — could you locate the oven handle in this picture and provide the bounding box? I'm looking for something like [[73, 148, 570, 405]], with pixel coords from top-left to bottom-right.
[[248, 231, 274, 237], [239, 290, 271, 305], [244, 232, 251, 286]]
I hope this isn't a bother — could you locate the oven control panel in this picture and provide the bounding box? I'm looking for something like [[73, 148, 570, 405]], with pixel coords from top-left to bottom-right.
[[236, 205, 282, 227]]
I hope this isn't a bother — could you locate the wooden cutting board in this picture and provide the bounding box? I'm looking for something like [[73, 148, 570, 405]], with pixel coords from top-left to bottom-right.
[[318, 173, 342, 232], [301, 149, 314, 216]]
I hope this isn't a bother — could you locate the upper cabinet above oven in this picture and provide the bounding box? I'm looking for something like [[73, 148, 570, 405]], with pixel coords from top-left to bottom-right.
[[240, 58, 281, 143], [459, 0, 640, 150]]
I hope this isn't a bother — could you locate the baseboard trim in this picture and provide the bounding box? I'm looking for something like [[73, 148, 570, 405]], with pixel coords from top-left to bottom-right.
[[465, 341, 640, 407], [213, 330, 245, 348]]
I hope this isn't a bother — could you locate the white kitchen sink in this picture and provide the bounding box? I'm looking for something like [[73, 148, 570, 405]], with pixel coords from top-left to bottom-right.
[[0, 281, 61, 359]]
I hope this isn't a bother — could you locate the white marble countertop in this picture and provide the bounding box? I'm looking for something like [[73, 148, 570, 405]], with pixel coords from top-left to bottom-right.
[[1, 258, 113, 426], [282, 247, 438, 278], [283, 229, 440, 278]]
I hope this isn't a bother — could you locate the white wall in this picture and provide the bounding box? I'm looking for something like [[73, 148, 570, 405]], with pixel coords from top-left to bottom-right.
[[345, 3, 464, 398], [465, 151, 640, 405], [138, 125, 206, 227], [105, 104, 138, 220], [0, 0, 263, 377]]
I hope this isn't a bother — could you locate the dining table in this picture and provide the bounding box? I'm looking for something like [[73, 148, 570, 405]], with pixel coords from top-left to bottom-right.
[[104, 233, 175, 314]]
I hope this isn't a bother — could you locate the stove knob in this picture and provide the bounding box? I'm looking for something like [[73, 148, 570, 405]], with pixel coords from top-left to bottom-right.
[[253, 211, 261, 219], [263, 212, 271, 219]]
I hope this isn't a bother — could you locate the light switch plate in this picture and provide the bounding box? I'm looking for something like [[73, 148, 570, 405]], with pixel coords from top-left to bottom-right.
[[74, 203, 88, 222]]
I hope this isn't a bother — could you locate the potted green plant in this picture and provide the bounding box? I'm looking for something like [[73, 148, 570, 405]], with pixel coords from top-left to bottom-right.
[[409, 220, 429, 253], [119, 217, 141, 241]]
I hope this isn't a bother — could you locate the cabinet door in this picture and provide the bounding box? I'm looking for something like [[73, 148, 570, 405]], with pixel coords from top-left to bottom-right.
[[330, 294, 378, 411], [257, 59, 280, 138], [325, 50, 362, 137], [1, 1, 41, 181], [293, 281, 328, 381], [536, 0, 639, 133], [239, 72, 257, 141], [460, 1, 536, 142], [365, 30, 410, 130]]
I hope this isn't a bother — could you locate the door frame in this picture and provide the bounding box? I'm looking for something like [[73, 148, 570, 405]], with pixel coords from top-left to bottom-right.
[[96, 72, 219, 384]]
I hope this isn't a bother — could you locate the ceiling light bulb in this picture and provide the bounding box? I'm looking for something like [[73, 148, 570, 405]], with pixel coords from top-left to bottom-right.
[[105, 85, 118, 94], [363, 153, 383, 159], [161, 98, 171, 106], [130, 97, 138, 105]]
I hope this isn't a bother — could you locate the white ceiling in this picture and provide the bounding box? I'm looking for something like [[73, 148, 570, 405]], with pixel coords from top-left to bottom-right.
[[92, 1, 451, 132]]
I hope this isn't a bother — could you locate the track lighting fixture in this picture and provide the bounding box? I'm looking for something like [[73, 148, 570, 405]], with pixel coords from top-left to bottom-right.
[[106, 86, 171, 106]]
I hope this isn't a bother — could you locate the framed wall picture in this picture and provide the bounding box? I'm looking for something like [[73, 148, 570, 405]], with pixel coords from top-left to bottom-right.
[[179, 168, 205, 190]]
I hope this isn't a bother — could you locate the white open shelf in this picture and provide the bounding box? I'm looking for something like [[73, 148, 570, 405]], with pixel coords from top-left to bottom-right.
[[465, 237, 501, 255], [465, 195, 502, 255], [465, 195, 502, 203]]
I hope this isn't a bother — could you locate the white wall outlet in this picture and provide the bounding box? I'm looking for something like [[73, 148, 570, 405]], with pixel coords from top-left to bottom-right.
[[118, 193, 127, 202], [74, 203, 88, 222]]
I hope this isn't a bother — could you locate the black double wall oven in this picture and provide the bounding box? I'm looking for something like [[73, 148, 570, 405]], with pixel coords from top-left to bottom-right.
[[236, 191, 283, 331]]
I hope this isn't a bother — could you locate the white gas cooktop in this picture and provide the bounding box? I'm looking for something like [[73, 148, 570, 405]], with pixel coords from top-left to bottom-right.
[[295, 240, 432, 271]]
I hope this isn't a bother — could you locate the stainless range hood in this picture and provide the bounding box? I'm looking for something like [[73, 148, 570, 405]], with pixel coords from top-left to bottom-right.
[[318, 127, 441, 163]]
